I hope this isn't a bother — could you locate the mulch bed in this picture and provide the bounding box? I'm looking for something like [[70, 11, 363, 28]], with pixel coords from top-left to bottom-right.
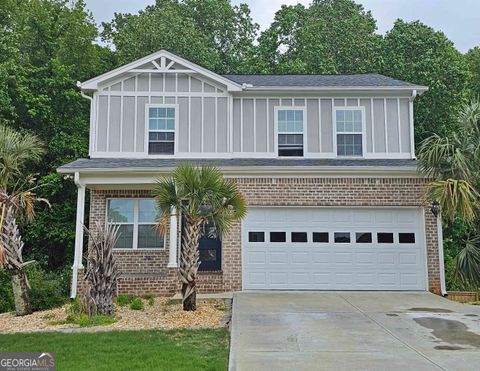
[[0, 297, 227, 334]]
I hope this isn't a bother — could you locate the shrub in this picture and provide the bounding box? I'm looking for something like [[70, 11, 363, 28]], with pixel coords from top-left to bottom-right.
[[27, 265, 70, 311], [0, 264, 69, 313], [116, 294, 135, 307], [143, 294, 154, 306], [0, 269, 14, 313], [129, 298, 144, 310]]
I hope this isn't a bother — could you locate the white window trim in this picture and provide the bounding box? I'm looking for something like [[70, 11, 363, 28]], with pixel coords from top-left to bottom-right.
[[106, 198, 165, 250], [274, 106, 308, 158], [333, 106, 367, 158], [144, 103, 179, 157]]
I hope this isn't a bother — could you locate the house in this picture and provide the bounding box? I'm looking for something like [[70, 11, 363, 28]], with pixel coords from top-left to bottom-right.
[[58, 50, 446, 298]]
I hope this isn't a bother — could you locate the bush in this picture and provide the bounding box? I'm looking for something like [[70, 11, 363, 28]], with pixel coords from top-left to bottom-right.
[[129, 298, 144, 310], [115, 294, 135, 307], [0, 264, 70, 313], [0, 269, 14, 313]]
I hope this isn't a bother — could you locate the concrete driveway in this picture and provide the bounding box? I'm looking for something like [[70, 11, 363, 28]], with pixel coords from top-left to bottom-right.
[[229, 292, 480, 371]]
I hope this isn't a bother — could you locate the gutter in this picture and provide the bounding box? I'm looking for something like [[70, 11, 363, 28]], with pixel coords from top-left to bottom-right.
[[57, 165, 419, 177]]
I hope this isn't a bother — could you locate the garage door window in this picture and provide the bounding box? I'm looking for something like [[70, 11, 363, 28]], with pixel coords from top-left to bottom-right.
[[399, 233, 415, 244], [291, 232, 308, 242], [378, 232, 394, 243], [313, 232, 329, 243], [270, 232, 286, 242], [334, 232, 351, 243], [249, 232, 265, 242], [356, 232, 372, 243]]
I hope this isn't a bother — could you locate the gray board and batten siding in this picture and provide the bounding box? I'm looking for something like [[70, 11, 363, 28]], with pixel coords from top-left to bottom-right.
[[92, 71, 414, 159]]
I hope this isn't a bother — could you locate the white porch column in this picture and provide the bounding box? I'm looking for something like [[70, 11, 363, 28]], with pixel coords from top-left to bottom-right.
[[71, 173, 85, 298], [168, 207, 178, 268]]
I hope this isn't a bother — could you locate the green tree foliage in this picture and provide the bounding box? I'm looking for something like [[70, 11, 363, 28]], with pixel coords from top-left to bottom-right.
[[466, 47, 480, 98], [0, 0, 114, 268], [101, 0, 259, 73], [256, 0, 383, 74], [382, 20, 470, 141]]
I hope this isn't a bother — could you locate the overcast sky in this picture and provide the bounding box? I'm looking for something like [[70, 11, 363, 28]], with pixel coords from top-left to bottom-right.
[[84, 0, 480, 53]]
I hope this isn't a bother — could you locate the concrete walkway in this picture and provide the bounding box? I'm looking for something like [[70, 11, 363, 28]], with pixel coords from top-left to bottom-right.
[[229, 292, 480, 371]]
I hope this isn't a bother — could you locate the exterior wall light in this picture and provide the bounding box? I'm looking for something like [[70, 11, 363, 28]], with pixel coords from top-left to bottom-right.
[[430, 201, 440, 217]]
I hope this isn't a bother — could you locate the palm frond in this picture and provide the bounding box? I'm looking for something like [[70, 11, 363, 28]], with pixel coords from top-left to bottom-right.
[[454, 234, 480, 287], [0, 126, 44, 187], [426, 179, 479, 223]]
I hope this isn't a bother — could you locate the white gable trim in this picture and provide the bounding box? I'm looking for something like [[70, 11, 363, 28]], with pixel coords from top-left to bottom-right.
[[80, 50, 242, 92]]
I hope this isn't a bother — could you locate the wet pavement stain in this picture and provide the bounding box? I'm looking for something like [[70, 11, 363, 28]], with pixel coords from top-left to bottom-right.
[[434, 345, 466, 350], [414, 317, 480, 348], [408, 307, 453, 313]]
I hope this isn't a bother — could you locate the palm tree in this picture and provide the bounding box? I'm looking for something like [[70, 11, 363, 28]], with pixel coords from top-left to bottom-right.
[[0, 125, 44, 315], [418, 99, 480, 287], [154, 165, 246, 311]]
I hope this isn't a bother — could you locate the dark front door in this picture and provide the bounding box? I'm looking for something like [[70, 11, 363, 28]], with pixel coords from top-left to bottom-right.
[[182, 218, 222, 271]]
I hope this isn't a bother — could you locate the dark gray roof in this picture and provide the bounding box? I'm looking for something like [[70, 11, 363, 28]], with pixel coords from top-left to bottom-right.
[[58, 158, 417, 172], [222, 73, 420, 88]]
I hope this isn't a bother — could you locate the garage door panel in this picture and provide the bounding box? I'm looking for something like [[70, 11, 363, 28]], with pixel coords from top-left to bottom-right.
[[243, 207, 426, 291], [269, 251, 288, 264]]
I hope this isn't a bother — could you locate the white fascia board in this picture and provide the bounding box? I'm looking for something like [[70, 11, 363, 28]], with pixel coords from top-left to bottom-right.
[[80, 49, 242, 92]]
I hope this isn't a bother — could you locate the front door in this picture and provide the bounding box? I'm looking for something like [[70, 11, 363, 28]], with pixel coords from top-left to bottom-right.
[[181, 218, 222, 271]]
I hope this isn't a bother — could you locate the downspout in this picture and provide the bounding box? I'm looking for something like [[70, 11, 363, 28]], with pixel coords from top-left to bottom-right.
[[437, 213, 448, 296], [77, 81, 94, 156], [409, 89, 417, 159]]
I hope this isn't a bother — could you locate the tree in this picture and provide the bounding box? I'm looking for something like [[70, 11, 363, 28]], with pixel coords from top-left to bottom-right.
[[154, 165, 246, 311], [0, 0, 114, 270], [101, 0, 258, 74], [382, 20, 470, 141], [82, 221, 120, 316], [418, 99, 480, 287], [256, 0, 383, 74], [0, 125, 45, 315], [466, 47, 480, 99]]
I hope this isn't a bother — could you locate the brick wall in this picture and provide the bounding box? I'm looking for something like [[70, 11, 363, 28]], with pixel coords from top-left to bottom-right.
[[79, 177, 441, 296]]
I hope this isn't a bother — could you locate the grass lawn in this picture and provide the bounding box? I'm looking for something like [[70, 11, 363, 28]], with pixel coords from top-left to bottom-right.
[[0, 328, 229, 370]]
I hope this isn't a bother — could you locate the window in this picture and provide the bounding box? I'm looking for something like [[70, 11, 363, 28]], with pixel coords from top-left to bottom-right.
[[377, 232, 394, 244], [356, 232, 372, 243], [336, 109, 363, 156], [148, 106, 176, 155], [277, 109, 304, 157], [291, 232, 307, 243], [249, 232, 265, 242], [270, 232, 286, 242], [334, 232, 350, 243], [107, 199, 164, 249], [399, 233, 415, 244], [313, 232, 329, 243]]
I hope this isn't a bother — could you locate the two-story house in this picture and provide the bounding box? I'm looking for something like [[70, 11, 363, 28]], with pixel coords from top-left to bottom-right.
[[58, 50, 446, 298]]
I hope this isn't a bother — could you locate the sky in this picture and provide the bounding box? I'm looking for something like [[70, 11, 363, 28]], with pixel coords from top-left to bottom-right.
[[83, 0, 480, 53]]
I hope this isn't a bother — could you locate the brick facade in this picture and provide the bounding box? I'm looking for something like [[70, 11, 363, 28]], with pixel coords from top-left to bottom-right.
[[78, 177, 441, 296]]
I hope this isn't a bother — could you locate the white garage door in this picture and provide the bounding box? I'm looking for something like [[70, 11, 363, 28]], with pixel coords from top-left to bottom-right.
[[242, 207, 427, 290]]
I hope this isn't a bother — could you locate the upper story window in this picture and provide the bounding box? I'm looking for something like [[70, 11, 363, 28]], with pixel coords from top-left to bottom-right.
[[335, 108, 364, 157], [107, 198, 164, 249], [148, 105, 176, 155], [277, 108, 304, 157]]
